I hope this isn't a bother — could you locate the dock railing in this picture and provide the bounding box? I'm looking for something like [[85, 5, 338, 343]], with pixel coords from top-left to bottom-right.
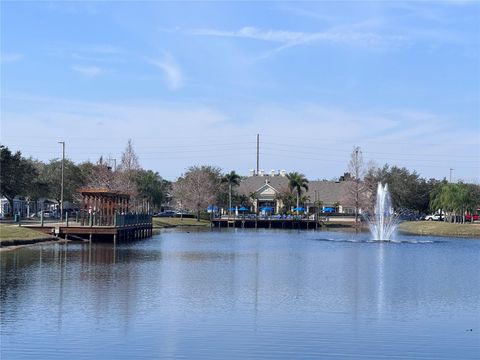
[[79, 212, 152, 227], [115, 214, 152, 227]]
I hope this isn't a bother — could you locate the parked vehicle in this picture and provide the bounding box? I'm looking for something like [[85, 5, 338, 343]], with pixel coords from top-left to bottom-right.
[[425, 213, 444, 221], [175, 211, 194, 218], [155, 210, 176, 217], [465, 214, 479, 222]]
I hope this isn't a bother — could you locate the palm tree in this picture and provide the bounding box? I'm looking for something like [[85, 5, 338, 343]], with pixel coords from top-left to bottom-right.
[[249, 191, 258, 214], [286, 172, 309, 214], [222, 171, 241, 216]]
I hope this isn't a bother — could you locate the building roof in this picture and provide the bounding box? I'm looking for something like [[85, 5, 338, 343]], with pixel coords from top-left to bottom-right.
[[238, 176, 290, 196], [78, 188, 130, 198], [238, 176, 346, 205], [306, 181, 346, 205]]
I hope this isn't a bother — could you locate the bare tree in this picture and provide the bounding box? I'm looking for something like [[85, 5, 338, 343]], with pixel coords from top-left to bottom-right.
[[341, 146, 369, 222], [173, 165, 222, 221], [115, 139, 141, 209], [80, 158, 115, 189], [118, 139, 140, 173]]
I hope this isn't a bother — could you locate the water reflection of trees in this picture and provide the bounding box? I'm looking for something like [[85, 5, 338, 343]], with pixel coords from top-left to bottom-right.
[[1, 242, 164, 332], [1, 236, 479, 335]]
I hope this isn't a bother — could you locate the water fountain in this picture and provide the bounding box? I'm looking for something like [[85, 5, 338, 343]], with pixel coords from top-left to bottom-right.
[[369, 183, 399, 241]]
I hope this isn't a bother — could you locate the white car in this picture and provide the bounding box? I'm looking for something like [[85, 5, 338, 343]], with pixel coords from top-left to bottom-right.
[[425, 213, 443, 221]]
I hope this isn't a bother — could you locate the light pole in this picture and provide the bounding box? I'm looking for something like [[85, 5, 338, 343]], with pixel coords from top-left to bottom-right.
[[59, 141, 65, 221], [449, 168, 454, 183]]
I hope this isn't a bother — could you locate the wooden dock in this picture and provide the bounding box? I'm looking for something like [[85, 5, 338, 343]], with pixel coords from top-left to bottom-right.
[[212, 217, 321, 230], [23, 214, 153, 243]]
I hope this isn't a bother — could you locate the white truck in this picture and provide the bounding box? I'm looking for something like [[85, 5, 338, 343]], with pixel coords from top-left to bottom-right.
[[425, 213, 444, 221]]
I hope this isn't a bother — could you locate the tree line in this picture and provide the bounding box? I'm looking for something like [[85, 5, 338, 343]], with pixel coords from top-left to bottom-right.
[[341, 147, 480, 223], [1, 143, 479, 222], [0, 141, 170, 216]]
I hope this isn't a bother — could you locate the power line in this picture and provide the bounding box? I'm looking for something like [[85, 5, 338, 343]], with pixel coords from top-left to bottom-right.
[[260, 151, 480, 169], [261, 133, 479, 147], [262, 141, 480, 159], [260, 146, 479, 164]]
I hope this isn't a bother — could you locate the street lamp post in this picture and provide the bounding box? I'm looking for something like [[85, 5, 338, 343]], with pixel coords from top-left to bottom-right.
[[59, 141, 65, 221]]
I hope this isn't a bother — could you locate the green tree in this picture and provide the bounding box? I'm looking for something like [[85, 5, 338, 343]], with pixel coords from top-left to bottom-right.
[[135, 170, 170, 212], [365, 164, 441, 214], [465, 183, 480, 222], [275, 189, 295, 213], [249, 191, 258, 214], [40, 159, 85, 207], [0, 146, 38, 215], [232, 193, 249, 207], [428, 178, 448, 218], [22, 158, 50, 215], [286, 172, 309, 214], [222, 171, 241, 215], [430, 183, 478, 223]]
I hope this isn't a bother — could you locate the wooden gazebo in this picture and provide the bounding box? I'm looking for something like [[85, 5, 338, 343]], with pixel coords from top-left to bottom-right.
[[79, 188, 130, 226], [24, 188, 152, 242]]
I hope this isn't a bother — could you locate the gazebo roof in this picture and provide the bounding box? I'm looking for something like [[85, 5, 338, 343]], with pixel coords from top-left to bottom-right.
[[79, 188, 130, 198]]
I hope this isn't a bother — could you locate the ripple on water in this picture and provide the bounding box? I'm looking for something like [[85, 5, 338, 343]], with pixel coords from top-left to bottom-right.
[[0, 229, 478, 359]]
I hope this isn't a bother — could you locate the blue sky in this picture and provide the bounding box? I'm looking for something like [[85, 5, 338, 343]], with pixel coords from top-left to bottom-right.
[[1, 1, 479, 182]]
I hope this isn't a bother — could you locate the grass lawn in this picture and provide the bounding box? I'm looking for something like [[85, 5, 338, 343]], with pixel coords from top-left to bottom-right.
[[399, 221, 480, 237], [152, 217, 211, 228], [0, 224, 55, 246]]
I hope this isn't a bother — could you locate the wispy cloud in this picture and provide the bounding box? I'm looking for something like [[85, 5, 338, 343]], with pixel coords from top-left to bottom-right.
[[2, 94, 477, 182], [81, 44, 121, 54], [71, 65, 105, 77], [190, 26, 405, 60], [442, 0, 477, 5], [1, 53, 23, 63], [48, 43, 124, 63], [147, 53, 184, 90], [191, 26, 405, 46]]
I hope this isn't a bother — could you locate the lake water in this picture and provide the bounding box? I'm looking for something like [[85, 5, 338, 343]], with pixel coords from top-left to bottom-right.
[[1, 229, 479, 359]]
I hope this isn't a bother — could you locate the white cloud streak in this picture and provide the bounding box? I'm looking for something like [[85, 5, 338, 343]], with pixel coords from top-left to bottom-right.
[[147, 54, 184, 91], [71, 65, 105, 77], [190, 26, 405, 59], [1, 53, 23, 63], [2, 94, 478, 182]]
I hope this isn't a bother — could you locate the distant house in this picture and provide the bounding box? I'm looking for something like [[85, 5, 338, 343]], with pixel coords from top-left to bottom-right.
[[237, 171, 355, 214], [0, 196, 80, 218], [0, 196, 62, 218], [0, 197, 29, 217]]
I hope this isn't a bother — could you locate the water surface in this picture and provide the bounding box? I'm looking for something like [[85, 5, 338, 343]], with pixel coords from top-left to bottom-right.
[[1, 229, 479, 359]]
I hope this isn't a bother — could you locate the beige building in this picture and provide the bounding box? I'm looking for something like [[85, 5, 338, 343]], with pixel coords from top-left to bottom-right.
[[238, 172, 353, 214]]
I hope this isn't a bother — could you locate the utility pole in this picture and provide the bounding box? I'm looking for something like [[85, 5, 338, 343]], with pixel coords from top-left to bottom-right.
[[107, 157, 117, 171], [449, 168, 454, 183], [355, 148, 359, 223], [256, 134, 259, 176], [58, 141, 65, 221]]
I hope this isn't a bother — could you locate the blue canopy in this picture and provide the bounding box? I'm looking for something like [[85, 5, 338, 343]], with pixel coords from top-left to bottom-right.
[[228, 207, 236, 211], [294, 206, 305, 211], [260, 207, 274, 212], [238, 206, 249, 212], [207, 205, 219, 211]]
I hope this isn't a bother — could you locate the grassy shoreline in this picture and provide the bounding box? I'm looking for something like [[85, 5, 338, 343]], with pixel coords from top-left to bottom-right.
[[0, 224, 58, 249], [2, 220, 477, 251], [398, 221, 480, 238], [152, 217, 211, 228]]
